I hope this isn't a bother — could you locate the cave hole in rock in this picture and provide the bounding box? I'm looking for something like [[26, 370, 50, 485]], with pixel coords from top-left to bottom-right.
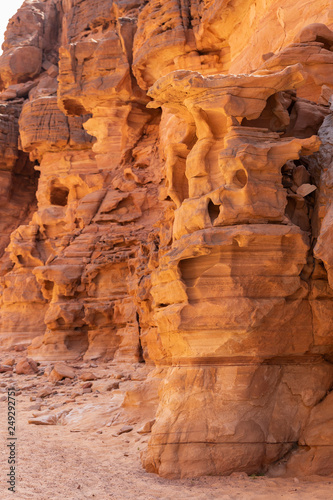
[[208, 200, 220, 225], [62, 98, 88, 116], [115, 197, 131, 212], [64, 328, 89, 354], [44, 280, 54, 292], [287, 99, 296, 116], [179, 250, 220, 289], [232, 169, 248, 188], [50, 182, 69, 206], [12, 151, 40, 200], [241, 92, 292, 132], [315, 35, 333, 50]]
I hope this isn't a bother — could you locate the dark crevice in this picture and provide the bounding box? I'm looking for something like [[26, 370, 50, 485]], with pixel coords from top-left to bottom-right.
[[208, 200, 220, 225], [50, 183, 69, 206], [0, 152, 39, 260], [264, 442, 299, 473], [62, 98, 88, 116], [136, 312, 145, 363]]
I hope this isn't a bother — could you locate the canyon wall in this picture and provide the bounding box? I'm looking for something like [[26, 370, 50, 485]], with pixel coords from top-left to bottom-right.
[[0, 0, 333, 478]]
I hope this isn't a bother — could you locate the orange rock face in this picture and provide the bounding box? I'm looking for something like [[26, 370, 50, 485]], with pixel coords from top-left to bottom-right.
[[0, 0, 333, 479]]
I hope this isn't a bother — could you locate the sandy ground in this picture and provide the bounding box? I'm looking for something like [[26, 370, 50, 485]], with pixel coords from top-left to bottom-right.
[[0, 358, 332, 500]]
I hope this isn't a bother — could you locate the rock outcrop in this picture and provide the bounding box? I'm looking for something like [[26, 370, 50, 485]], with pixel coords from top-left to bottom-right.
[[0, 0, 332, 479]]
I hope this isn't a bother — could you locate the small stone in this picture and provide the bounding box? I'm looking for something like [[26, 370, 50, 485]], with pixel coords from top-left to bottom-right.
[[108, 381, 119, 390], [21, 384, 36, 391], [0, 365, 13, 373], [37, 386, 53, 398], [296, 183, 317, 197], [46, 64, 58, 78], [230, 472, 248, 479], [0, 89, 17, 100], [28, 404, 41, 411], [0, 395, 7, 401], [16, 358, 38, 375], [82, 387, 92, 394], [14, 346, 26, 352], [137, 419, 155, 434], [43, 365, 54, 377], [3, 358, 15, 366], [63, 378, 74, 386], [42, 60, 53, 70], [80, 372, 97, 381], [30, 396, 36, 401], [92, 380, 119, 392], [293, 165, 310, 187], [82, 382, 93, 389], [29, 414, 58, 425], [49, 363, 75, 382], [118, 425, 133, 435]]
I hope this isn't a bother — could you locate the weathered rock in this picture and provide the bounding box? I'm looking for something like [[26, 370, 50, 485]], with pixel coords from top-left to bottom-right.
[[79, 372, 97, 381], [137, 419, 155, 434], [37, 386, 53, 398], [0, 365, 13, 373], [261, 24, 333, 102], [49, 363, 75, 382], [3, 357, 15, 366], [15, 358, 38, 375], [29, 412, 60, 425], [92, 380, 119, 392], [19, 96, 93, 161], [81, 382, 93, 389], [0, 0, 332, 481], [118, 425, 134, 435]]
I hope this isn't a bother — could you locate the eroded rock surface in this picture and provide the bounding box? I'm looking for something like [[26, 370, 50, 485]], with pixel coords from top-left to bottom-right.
[[0, 0, 332, 480]]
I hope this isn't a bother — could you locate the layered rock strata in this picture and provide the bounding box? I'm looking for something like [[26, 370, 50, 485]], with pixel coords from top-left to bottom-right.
[[142, 64, 333, 477], [0, 0, 332, 479]]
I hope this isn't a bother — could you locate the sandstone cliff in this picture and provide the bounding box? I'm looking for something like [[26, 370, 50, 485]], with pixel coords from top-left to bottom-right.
[[0, 0, 333, 479]]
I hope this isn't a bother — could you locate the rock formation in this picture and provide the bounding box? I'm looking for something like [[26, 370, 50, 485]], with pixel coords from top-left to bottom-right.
[[0, 0, 332, 479]]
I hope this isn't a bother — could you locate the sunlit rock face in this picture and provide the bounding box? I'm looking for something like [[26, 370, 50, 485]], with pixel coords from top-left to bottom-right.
[[0, 0, 332, 479]]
